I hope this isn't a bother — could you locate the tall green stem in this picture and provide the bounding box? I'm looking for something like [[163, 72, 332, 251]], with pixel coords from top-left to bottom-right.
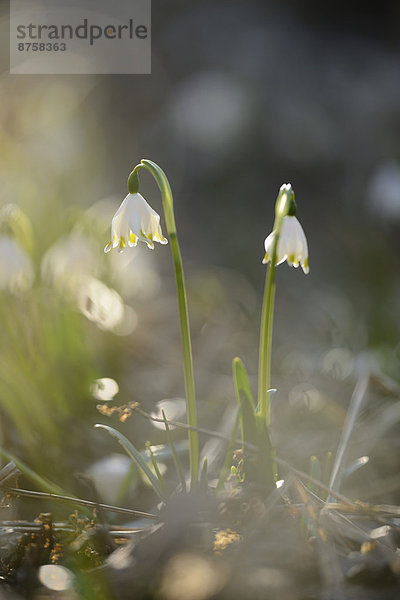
[[257, 186, 292, 424], [258, 258, 277, 425], [131, 159, 199, 489]]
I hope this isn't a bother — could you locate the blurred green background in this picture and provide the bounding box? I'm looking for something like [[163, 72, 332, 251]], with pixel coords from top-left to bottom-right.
[[0, 0, 399, 507]]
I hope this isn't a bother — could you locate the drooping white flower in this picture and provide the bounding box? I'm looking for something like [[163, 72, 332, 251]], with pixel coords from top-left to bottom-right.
[[104, 193, 168, 253], [262, 216, 309, 274]]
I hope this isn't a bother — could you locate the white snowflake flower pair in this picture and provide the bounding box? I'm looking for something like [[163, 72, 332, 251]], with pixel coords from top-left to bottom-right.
[[105, 183, 309, 275]]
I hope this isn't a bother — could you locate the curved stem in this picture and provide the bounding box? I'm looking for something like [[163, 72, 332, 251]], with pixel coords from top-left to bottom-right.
[[136, 159, 199, 489]]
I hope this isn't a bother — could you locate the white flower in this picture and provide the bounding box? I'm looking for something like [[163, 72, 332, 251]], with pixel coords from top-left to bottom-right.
[[104, 193, 168, 253], [77, 276, 126, 331], [86, 454, 137, 505], [41, 230, 99, 293], [262, 216, 309, 274]]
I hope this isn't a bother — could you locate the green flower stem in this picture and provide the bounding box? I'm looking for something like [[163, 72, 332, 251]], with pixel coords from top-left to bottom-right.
[[257, 186, 292, 425], [258, 259, 277, 425], [130, 159, 199, 489]]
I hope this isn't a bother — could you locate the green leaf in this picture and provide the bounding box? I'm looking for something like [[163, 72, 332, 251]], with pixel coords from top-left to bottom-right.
[[94, 424, 168, 502], [232, 358, 275, 493], [233, 357, 256, 444]]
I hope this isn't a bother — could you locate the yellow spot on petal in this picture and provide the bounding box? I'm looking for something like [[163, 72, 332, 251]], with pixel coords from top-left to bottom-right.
[[262, 252, 269, 264], [104, 241, 112, 253]]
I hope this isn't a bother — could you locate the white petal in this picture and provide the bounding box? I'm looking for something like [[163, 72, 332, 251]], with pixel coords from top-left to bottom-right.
[[291, 217, 308, 256], [263, 231, 275, 254]]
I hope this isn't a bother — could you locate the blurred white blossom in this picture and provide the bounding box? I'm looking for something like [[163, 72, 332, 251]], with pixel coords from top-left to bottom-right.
[[150, 398, 186, 430], [90, 377, 119, 401], [78, 276, 126, 331], [38, 565, 74, 592], [86, 453, 137, 505], [41, 230, 99, 294], [0, 235, 34, 292]]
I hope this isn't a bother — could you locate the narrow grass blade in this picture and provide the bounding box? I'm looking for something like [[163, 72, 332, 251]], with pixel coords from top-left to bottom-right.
[[321, 451, 332, 501], [323, 452, 332, 486], [343, 456, 369, 479], [95, 424, 168, 502], [162, 410, 186, 493], [0, 447, 66, 496], [3, 486, 157, 519], [115, 462, 138, 506], [328, 372, 369, 498], [199, 458, 208, 493], [308, 456, 321, 496], [145, 442, 168, 496]]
